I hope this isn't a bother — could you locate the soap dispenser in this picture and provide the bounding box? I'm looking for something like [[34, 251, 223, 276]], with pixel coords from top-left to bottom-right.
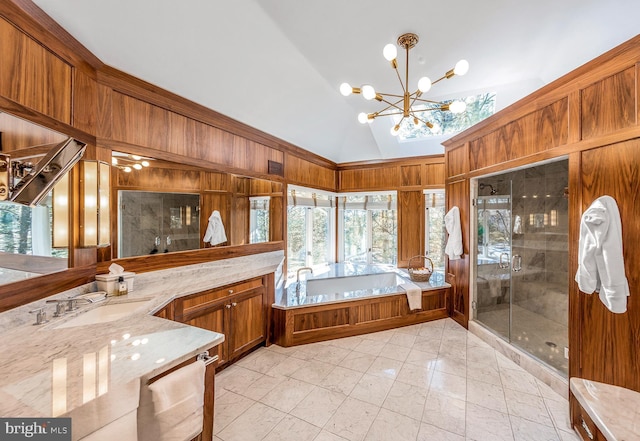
[[117, 276, 128, 296]]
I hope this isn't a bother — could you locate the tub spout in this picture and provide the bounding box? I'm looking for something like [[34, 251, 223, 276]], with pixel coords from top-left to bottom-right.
[[296, 267, 313, 283]]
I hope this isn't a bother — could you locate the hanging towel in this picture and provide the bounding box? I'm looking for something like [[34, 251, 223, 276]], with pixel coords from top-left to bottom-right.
[[400, 282, 422, 311], [575, 195, 630, 313], [203, 210, 227, 246], [513, 215, 523, 235], [444, 206, 463, 260], [137, 360, 206, 441]]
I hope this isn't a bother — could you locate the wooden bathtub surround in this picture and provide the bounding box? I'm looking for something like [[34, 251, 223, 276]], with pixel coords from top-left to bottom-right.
[[272, 287, 449, 347]]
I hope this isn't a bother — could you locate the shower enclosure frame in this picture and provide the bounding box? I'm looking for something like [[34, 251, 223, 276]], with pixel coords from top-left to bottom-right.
[[469, 157, 570, 376]]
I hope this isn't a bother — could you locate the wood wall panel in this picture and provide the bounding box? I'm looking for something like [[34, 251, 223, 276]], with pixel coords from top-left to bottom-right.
[[424, 162, 445, 186], [575, 139, 640, 391], [581, 67, 637, 140], [401, 165, 421, 187], [339, 166, 397, 191], [446, 144, 468, 178], [72, 69, 97, 134], [445, 179, 469, 327], [468, 98, 568, 171], [113, 167, 201, 191], [0, 18, 72, 123], [397, 190, 424, 267], [0, 111, 67, 152], [285, 153, 336, 191], [294, 307, 350, 332]]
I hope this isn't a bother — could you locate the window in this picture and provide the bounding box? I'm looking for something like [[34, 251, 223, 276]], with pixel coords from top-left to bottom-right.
[[286, 187, 335, 278], [395, 92, 496, 141], [339, 193, 397, 265], [425, 190, 445, 270], [249, 197, 270, 243]]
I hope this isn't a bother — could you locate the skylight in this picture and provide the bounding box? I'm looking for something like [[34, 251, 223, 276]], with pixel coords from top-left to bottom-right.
[[395, 92, 496, 142]]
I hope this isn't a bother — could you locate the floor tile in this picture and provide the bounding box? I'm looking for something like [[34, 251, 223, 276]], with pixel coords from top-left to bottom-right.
[[404, 347, 438, 368], [509, 415, 560, 441], [504, 388, 554, 427], [213, 390, 255, 434], [266, 354, 311, 378], [217, 401, 285, 441], [434, 356, 467, 377], [363, 408, 420, 441], [263, 414, 321, 441], [338, 351, 377, 373], [395, 361, 434, 388], [216, 365, 264, 396], [467, 378, 507, 413], [349, 373, 394, 406], [311, 345, 352, 365], [290, 360, 336, 385], [417, 422, 464, 441], [465, 402, 514, 441], [324, 397, 380, 441], [365, 356, 404, 380], [319, 365, 364, 395], [291, 387, 347, 427], [429, 370, 466, 401], [327, 336, 365, 351], [466, 360, 502, 386], [382, 380, 427, 420], [422, 390, 466, 436], [386, 331, 417, 348], [259, 377, 315, 413], [499, 366, 541, 396], [313, 430, 350, 441], [379, 342, 410, 362], [353, 339, 386, 356], [236, 349, 289, 374]]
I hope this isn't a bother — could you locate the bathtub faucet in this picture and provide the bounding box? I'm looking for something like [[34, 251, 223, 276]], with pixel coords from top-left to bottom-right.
[[296, 267, 313, 283]]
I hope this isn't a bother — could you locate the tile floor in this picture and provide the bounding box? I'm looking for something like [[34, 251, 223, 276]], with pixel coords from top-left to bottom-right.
[[213, 318, 580, 441]]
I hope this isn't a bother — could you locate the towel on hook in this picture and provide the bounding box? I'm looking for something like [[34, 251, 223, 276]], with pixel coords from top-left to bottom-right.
[[444, 206, 463, 260], [400, 282, 422, 311], [203, 210, 227, 246], [513, 215, 523, 234], [575, 195, 630, 313]]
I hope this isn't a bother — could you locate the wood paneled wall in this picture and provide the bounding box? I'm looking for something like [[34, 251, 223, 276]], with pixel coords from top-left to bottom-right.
[[440, 33, 640, 420]]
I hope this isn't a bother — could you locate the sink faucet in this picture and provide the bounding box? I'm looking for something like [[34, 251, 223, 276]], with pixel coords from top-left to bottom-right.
[[296, 267, 313, 283]]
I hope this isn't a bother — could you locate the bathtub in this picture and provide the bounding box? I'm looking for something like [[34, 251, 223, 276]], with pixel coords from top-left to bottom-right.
[[305, 272, 403, 296]]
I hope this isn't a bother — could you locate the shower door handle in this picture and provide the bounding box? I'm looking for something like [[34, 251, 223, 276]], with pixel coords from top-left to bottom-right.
[[499, 252, 510, 269], [512, 255, 522, 272]]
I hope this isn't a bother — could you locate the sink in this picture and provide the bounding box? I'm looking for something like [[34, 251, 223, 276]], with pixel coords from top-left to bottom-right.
[[54, 299, 151, 329]]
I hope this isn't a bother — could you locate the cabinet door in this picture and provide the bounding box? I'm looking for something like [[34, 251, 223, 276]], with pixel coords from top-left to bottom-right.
[[228, 289, 265, 359], [185, 303, 229, 366]]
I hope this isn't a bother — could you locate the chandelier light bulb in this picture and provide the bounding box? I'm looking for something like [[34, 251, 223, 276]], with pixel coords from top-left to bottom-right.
[[390, 124, 400, 136], [413, 117, 420, 125], [340, 82, 353, 96], [133, 163, 143, 170], [453, 59, 469, 76], [111, 157, 118, 165], [361, 84, 376, 100], [123, 166, 132, 173], [449, 100, 467, 114], [141, 160, 150, 167], [383, 44, 397, 62], [130, 154, 142, 160], [358, 112, 369, 124], [417, 76, 432, 93]]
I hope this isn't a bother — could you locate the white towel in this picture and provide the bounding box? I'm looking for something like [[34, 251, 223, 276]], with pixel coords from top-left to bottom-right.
[[400, 282, 422, 311], [203, 210, 227, 246], [513, 215, 523, 234], [444, 206, 463, 260], [138, 360, 206, 441], [575, 195, 630, 313]]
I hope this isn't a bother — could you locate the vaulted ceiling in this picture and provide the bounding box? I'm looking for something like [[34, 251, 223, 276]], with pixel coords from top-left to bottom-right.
[[33, 0, 640, 163]]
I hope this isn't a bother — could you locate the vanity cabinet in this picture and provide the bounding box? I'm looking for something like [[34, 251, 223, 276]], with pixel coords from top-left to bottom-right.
[[572, 398, 606, 441], [172, 275, 272, 368]]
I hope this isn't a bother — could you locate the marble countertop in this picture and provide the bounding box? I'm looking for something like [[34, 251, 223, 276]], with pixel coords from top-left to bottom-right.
[[275, 263, 449, 309], [0, 250, 284, 427], [570, 377, 640, 440]]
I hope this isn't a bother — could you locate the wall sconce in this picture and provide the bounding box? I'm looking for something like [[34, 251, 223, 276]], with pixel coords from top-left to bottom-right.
[[82, 161, 110, 247], [52, 172, 69, 248]]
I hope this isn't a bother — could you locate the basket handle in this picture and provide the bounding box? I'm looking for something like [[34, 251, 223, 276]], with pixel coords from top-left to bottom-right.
[[408, 255, 433, 272]]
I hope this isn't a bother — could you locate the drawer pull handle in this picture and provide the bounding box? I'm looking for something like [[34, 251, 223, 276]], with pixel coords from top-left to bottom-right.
[[228, 289, 234, 294], [231, 302, 237, 307], [581, 418, 594, 440], [225, 304, 232, 309]]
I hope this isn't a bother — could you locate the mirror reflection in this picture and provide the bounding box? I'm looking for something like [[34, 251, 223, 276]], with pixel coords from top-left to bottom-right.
[[113, 151, 282, 258], [0, 112, 70, 284]]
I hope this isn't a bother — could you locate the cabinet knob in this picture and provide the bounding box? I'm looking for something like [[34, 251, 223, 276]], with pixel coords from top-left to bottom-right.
[[231, 302, 237, 307], [225, 304, 232, 309], [228, 289, 234, 294]]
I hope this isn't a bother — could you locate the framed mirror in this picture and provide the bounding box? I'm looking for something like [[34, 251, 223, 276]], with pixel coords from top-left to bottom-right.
[[112, 151, 283, 259], [0, 112, 72, 286]]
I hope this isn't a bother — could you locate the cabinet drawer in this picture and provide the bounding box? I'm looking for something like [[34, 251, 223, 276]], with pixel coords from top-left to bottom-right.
[[182, 277, 263, 313], [574, 402, 604, 441]]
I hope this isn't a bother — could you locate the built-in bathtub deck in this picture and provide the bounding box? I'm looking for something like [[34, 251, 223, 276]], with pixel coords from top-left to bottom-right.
[[272, 264, 451, 346]]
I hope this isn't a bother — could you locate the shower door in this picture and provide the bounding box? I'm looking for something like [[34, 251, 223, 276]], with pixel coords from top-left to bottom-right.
[[474, 188, 514, 341]]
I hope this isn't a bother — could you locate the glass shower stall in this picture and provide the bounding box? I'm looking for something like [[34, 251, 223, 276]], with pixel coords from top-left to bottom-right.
[[472, 159, 569, 375]]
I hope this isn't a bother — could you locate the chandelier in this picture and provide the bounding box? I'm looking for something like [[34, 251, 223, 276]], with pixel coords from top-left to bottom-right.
[[111, 153, 151, 173], [340, 33, 469, 136]]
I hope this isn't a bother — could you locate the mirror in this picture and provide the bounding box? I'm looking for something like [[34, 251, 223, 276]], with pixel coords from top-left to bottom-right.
[[0, 112, 71, 285], [112, 151, 283, 259]]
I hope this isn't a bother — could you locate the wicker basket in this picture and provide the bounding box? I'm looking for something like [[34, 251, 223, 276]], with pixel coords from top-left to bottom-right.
[[408, 255, 434, 282]]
